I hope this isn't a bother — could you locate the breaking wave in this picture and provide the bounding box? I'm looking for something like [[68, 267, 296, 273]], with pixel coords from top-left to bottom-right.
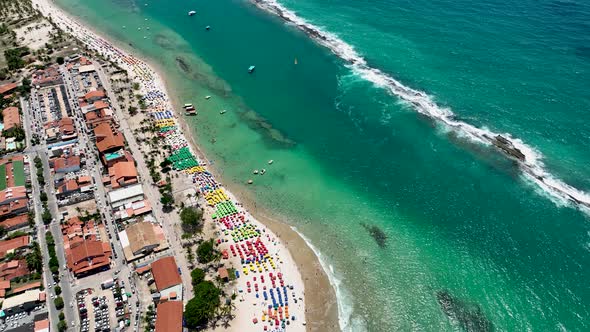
[[291, 227, 367, 332], [251, 0, 590, 216]]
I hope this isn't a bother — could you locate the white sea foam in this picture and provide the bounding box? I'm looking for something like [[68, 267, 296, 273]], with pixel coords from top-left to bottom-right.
[[291, 227, 367, 332], [252, 0, 590, 216]]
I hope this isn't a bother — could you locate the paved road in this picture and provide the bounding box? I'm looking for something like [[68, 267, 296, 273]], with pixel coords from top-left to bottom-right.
[[60, 64, 142, 328], [21, 98, 58, 332], [96, 66, 194, 299]]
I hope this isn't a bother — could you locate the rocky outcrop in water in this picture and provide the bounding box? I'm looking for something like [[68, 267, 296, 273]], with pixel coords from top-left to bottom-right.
[[489, 135, 525, 161], [175, 56, 191, 74], [436, 290, 494, 332], [360, 223, 387, 248]]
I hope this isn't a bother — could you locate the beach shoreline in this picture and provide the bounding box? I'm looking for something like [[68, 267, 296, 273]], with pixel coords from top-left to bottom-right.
[[32, 0, 339, 330]]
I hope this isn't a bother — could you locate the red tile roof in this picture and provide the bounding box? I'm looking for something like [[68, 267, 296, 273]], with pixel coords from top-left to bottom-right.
[[66, 239, 112, 276], [0, 236, 30, 258], [0, 214, 29, 230], [0, 186, 27, 202], [151, 256, 181, 291], [34, 319, 50, 332], [93, 123, 124, 153], [0, 198, 28, 219], [2, 107, 20, 131], [58, 117, 75, 135], [0, 83, 17, 95], [155, 301, 183, 332], [0, 259, 30, 281], [12, 281, 41, 293], [53, 155, 81, 172], [109, 161, 138, 188], [0, 280, 10, 290], [93, 100, 109, 110], [84, 90, 105, 101]]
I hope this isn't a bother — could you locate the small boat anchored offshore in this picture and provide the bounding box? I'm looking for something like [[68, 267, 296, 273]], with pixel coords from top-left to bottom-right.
[[220, 110, 227, 115], [205, 95, 211, 100], [183, 104, 196, 115], [188, 10, 196, 16], [248, 65, 256, 73]]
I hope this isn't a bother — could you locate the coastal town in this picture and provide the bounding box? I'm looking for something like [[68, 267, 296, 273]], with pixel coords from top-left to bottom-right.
[[0, 0, 318, 331]]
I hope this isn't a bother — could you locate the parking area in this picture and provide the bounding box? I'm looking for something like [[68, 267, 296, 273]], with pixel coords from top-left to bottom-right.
[[0, 307, 47, 332], [76, 278, 134, 332]]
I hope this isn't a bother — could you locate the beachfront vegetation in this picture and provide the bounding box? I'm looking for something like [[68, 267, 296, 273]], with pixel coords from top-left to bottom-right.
[[197, 239, 219, 264], [180, 206, 204, 234], [184, 280, 221, 329], [4, 47, 28, 70], [191, 268, 206, 287], [127, 105, 137, 116]]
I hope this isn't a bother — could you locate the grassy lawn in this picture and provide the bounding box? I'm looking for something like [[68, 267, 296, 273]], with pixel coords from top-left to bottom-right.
[[12, 159, 25, 186], [0, 164, 6, 190]]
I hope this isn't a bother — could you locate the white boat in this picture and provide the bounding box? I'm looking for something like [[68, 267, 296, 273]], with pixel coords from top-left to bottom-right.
[[188, 10, 196, 16], [220, 110, 227, 114], [268, 160, 274, 165], [205, 95, 211, 100]]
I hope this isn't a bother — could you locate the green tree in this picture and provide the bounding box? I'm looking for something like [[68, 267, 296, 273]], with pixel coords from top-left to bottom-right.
[[184, 281, 221, 329], [54, 296, 64, 309], [26, 242, 42, 273], [180, 207, 203, 233], [191, 268, 205, 287], [19, 77, 31, 94], [58, 311, 65, 321], [4, 47, 28, 70], [56, 56, 64, 64], [55, 285, 62, 295], [42, 208, 52, 225], [160, 193, 174, 207], [128, 106, 138, 116], [196, 239, 218, 264], [57, 320, 67, 332], [40, 191, 48, 202]]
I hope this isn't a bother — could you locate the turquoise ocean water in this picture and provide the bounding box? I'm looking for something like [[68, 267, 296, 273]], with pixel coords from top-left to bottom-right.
[[53, 0, 590, 330]]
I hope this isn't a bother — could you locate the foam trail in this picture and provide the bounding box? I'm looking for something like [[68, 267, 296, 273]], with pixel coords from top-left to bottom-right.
[[291, 226, 367, 332], [251, 0, 590, 215]]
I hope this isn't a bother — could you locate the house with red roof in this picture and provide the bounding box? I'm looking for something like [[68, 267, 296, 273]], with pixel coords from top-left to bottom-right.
[[52, 155, 81, 173], [151, 256, 183, 300], [0, 236, 30, 259], [0, 259, 30, 282], [2, 107, 21, 133], [0, 83, 18, 96], [65, 239, 112, 277], [0, 214, 29, 231], [84, 90, 106, 102], [94, 122, 124, 153], [109, 161, 138, 189], [155, 301, 183, 332]]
